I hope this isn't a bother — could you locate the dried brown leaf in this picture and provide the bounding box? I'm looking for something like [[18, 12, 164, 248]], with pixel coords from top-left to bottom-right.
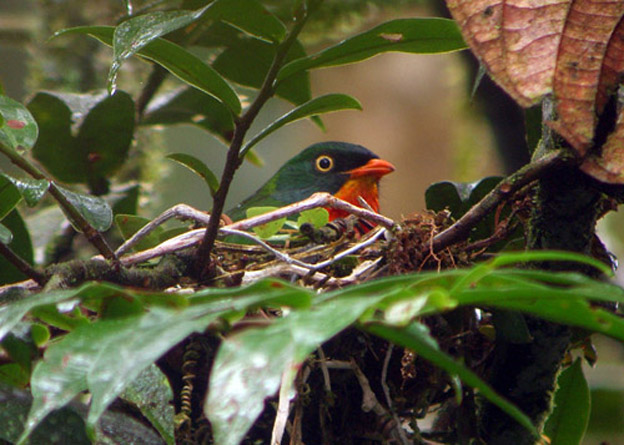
[[447, 0, 624, 183]]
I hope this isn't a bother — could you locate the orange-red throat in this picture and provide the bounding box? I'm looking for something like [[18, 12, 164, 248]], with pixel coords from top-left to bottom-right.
[[328, 157, 395, 221]]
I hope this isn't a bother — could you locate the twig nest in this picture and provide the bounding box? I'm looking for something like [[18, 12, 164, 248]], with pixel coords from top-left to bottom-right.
[[387, 210, 466, 274]]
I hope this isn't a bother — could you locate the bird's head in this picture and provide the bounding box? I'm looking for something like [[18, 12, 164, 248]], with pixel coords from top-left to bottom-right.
[[272, 141, 395, 219], [228, 142, 395, 222]]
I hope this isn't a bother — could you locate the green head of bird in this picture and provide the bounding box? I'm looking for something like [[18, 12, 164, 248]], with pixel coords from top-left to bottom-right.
[[227, 141, 395, 221]]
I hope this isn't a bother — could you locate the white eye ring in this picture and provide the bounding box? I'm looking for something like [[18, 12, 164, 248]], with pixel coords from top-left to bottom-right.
[[315, 155, 334, 172]]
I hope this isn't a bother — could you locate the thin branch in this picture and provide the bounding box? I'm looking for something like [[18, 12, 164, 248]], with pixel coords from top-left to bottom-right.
[[116, 204, 210, 256], [0, 144, 117, 262], [195, 6, 313, 276], [431, 150, 569, 253], [0, 242, 46, 286], [136, 64, 168, 120]]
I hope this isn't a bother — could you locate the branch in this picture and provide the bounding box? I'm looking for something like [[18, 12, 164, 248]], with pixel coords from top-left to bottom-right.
[[431, 150, 570, 253], [0, 242, 46, 286], [194, 5, 312, 277], [0, 144, 117, 262]]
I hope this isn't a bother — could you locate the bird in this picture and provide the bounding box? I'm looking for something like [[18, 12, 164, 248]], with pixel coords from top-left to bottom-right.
[[227, 141, 395, 222]]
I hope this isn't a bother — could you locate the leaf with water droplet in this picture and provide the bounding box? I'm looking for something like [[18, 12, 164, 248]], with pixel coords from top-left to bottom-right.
[[108, 5, 210, 93]]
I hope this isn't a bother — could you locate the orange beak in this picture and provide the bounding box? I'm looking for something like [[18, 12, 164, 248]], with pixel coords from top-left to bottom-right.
[[346, 158, 395, 178]]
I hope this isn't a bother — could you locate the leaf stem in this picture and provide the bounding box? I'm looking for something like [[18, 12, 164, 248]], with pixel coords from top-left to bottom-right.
[[194, 5, 312, 276], [0, 241, 47, 286], [0, 144, 118, 262]]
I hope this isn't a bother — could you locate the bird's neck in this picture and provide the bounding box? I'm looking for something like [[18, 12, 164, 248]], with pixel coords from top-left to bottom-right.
[[328, 176, 380, 220]]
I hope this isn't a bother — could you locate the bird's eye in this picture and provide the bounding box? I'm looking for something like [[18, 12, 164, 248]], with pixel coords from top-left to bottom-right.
[[315, 155, 334, 172]]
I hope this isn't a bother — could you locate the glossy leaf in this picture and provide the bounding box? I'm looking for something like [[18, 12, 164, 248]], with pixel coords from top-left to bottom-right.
[[142, 86, 234, 142], [203, 0, 286, 43], [543, 358, 590, 445], [0, 95, 38, 151], [86, 280, 311, 430], [55, 26, 241, 115], [207, 293, 388, 445], [0, 211, 33, 285], [278, 18, 467, 82], [21, 317, 142, 443], [55, 185, 113, 232], [108, 5, 210, 92], [166, 152, 219, 197], [4, 176, 49, 207], [120, 365, 175, 445], [0, 175, 22, 221], [241, 94, 362, 156]]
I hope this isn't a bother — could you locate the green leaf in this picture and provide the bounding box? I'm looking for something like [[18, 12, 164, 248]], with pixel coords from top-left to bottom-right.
[[142, 86, 234, 142], [297, 208, 329, 229], [212, 30, 311, 106], [55, 26, 242, 115], [0, 175, 22, 221], [21, 317, 140, 442], [75, 91, 135, 188], [0, 363, 29, 388], [365, 322, 538, 437], [1, 384, 91, 445], [543, 358, 590, 445], [278, 18, 467, 82], [111, 184, 140, 215], [28, 92, 82, 183], [86, 281, 308, 431], [425, 176, 502, 216], [114, 214, 164, 252], [30, 323, 50, 348], [1, 325, 37, 374], [120, 364, 175, 445], [425, 176, 504, 246], [203, 0, 286, 43], [241, 94, 362, 156], [4, 175, 49, 207], [246, 206, 286, 239], [55, 185, 113, 232], [108, 6, 210, 92], [0, 223, 12, 244], [29, 91, 135, 188], [207, 293, 387, 445], [166, 152, 219, 197], [0, 95, 38, 151], [0, 211, 33, 285]]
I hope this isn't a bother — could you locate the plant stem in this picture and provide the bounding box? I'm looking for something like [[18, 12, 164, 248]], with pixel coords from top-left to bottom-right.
[[194, 6, 311, 277], [0, 242, 47, 286], [431, 149, 571, 253], [0, 144, 118, 262]]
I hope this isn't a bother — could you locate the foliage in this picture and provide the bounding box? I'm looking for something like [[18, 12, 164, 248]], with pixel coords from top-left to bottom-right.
[[0, 1, 622, 444]]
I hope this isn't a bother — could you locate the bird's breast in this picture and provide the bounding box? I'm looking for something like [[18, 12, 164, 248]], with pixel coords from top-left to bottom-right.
[[328, 176, 380, 220]]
